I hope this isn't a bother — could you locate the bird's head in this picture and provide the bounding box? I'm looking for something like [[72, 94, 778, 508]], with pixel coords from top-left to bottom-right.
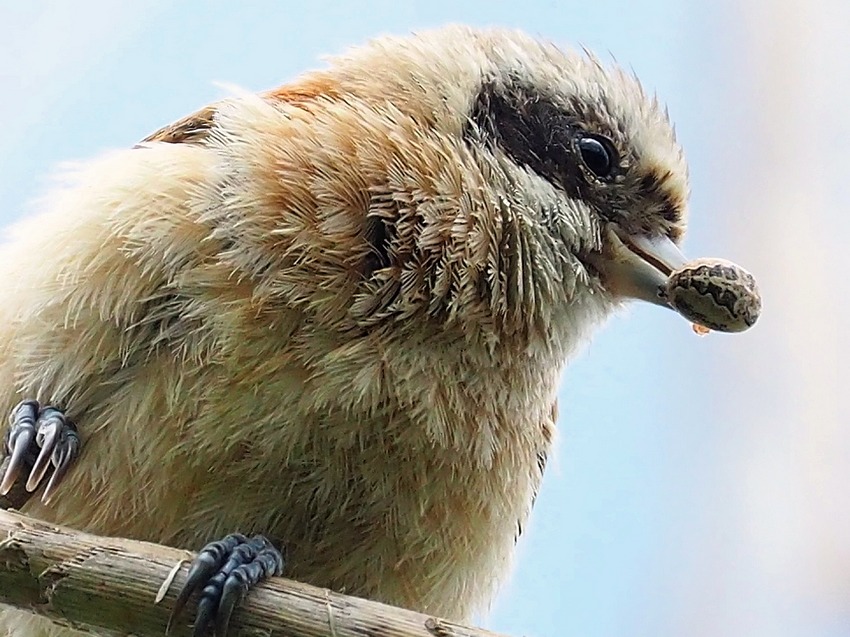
[[218, 26, 694, 358]]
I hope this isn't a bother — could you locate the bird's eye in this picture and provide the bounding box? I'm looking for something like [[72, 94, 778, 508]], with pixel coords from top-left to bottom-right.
[[576, 136, 616, 179]]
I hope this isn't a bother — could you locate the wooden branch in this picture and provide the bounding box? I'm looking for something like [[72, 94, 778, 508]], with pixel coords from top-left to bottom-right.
[[0, 509, 509, 637]]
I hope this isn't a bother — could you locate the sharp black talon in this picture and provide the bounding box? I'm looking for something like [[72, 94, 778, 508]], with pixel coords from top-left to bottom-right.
[[168, 533, 285, 637], [0, 400, 80, 506], [0, 401, 38, 495]]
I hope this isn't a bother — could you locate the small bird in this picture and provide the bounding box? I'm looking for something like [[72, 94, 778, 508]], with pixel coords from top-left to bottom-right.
[[0, 24, 695, 637]]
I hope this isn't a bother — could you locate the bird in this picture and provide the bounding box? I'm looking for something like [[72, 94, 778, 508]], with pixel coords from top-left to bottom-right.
[[0, 24, 692, 637]]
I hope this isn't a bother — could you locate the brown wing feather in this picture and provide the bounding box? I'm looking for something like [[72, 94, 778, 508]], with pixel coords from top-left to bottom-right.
[[138, 104, 218, 145], [139, 76, 338, 146]]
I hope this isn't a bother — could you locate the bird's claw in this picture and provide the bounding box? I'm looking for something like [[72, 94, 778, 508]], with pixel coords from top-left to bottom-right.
[[0, 400, 80, 503], [168, 533, 285, 637]]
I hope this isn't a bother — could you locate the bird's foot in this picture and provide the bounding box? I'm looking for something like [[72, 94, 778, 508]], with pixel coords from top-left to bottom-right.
[[168, 533, 285, 637], [0, 400, 80, 505]]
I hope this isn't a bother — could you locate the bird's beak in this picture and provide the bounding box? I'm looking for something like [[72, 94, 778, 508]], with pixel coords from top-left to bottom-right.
[[594, 225, 687, 307]]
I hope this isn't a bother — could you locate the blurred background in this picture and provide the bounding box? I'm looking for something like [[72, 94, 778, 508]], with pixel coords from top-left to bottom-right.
[[0, 1, 847, 636]]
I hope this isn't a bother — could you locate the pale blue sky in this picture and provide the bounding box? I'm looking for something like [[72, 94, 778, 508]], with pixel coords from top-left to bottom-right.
[[1, 2, 848, 637]]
